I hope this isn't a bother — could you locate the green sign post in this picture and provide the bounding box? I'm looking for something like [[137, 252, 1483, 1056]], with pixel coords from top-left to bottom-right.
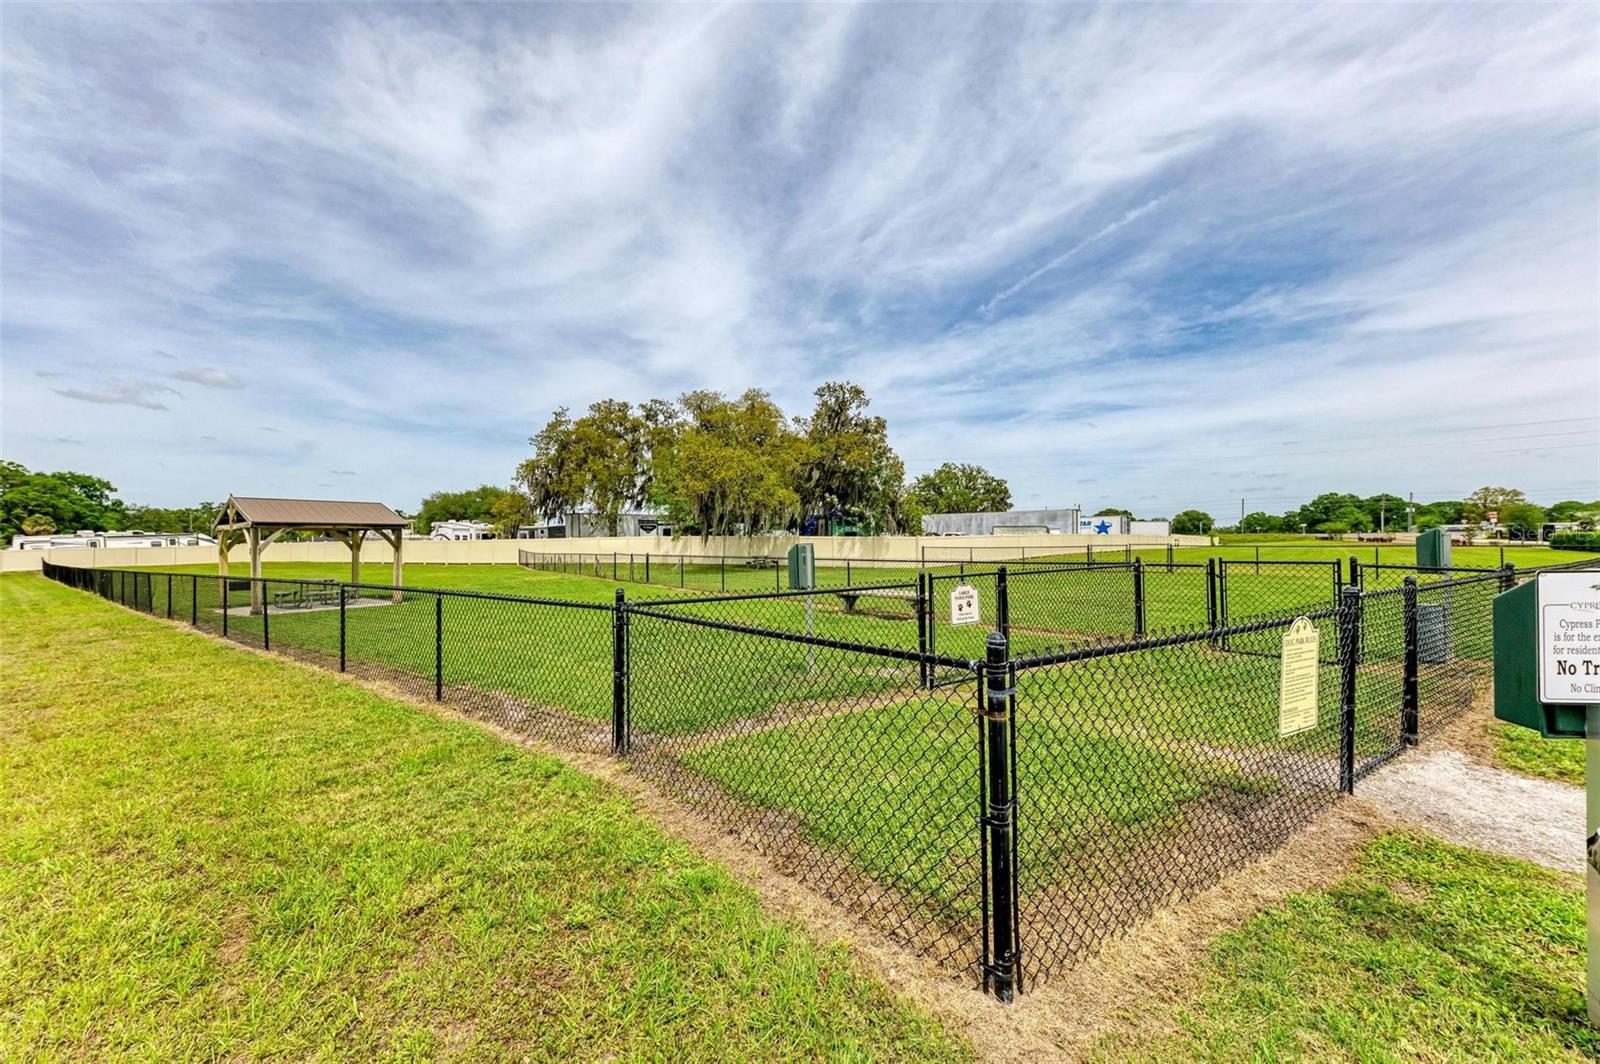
[[1493, 569, 1600, 1024]]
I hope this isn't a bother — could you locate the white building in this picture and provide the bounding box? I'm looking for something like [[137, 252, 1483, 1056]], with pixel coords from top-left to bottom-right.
[[921, 509, 1080, 536], [429, 519, 494, 541], [516, 511, 671, 539], [10, 530, 218, 550]]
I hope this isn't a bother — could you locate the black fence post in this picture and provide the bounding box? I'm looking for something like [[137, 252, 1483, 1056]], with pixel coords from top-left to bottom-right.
[[1339, 585, 1360, 793], [261, 582, 270, 651], [981, 631, 1018, 1002], [166, 573, 173, 619], [1255, 545, 1261, 574], [1349, 555, 1360, 592], [925, 572, 939, 663], [679, 556, 685, 589], [1499, 563, 1516, 593], [916, 572, 930, 689], [612, 587, 629, 754], [1402, 577, 1419, 747], [1166, 542, 1174, 573], [222, 580, 229, 638], [339, 588, 347, 672], [434, 595, 444, 700], [996, 566, 1009, 639], [1132, 558, 1146, 637], [846, 560, 852, 587], [1205, 558, 1219, 645], [645, 553, 650, 584], [190, 576, 197, 626]]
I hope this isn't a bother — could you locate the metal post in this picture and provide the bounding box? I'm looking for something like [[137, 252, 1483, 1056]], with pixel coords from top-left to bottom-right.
[[644, 553, 650, 584], [222, 579, 229, 638], [191, 576, 197, 626], [434, 595, 443, 700], [916, 572, 930, 689], [680, 557, 685, 588], [1339, 586, 1360, 793], [1500, 545, 1506, 569], [846, 560, 852, 587], [996, 566, 1009, 639], [1133, 558, 1146, 637], [926, 573, 939, 662], [261, 581, 270, 650], [1167, 542, 1174, 573], [1500, 563, 1517, 593], [1255, 545, 1261, 574], [339, 588, 347, 672], [166, 573, 173, 619], [613, 552, 618, 581], [1402, 577, 1419, 747], [1349, 555, 1360, 592], [612, 588, 629, 753], [981, 631, 1018, 1002], [1205, 558, 1218, 644]]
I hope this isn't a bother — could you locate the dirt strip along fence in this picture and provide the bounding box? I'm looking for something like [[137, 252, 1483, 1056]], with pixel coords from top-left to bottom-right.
[[40, 556, 1597, 1000]]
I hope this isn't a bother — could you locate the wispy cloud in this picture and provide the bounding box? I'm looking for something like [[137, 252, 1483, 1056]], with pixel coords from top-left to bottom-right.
[[173, 366, 242, 388], [328, 469, 357, 476], [1, 4, 1595, 511], [52, 380, 179, 411]]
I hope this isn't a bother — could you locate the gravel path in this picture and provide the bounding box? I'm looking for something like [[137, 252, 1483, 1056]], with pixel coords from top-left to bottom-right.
[[1358, 748, 1583, 873]]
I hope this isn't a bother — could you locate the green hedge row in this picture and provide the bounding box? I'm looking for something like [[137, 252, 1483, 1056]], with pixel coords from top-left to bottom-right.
[[1550, 531, 1600, 551]]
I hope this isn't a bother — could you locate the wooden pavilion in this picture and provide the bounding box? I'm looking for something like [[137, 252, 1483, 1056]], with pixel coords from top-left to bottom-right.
[[213, 495, 409, 613]]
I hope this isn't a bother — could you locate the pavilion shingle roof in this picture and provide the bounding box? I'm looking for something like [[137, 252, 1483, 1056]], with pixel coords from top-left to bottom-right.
[[215, 496, 408, 530]]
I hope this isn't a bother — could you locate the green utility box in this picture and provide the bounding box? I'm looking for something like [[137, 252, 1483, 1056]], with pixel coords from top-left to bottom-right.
[[787, 543, 815, 590], [1493, 578, 1587, 738], [1417, 527, 1451, 569]]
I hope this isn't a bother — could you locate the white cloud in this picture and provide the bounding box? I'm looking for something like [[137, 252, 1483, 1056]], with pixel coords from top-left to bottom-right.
[[172, 366, 242, 388], [1, 3, 1595, 512]]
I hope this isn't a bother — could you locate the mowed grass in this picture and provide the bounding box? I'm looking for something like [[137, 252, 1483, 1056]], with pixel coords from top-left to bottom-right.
[[0, 574, 970, 1061], [1094, 832, 1596, 1062], [1493, 722, 1586, 787]]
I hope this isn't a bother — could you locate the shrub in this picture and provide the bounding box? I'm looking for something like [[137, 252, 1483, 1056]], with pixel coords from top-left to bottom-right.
[[1549, 531, 1600, 551]]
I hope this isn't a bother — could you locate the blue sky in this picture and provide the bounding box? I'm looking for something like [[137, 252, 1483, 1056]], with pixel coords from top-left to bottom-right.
[[2, 2, 1597, 516]]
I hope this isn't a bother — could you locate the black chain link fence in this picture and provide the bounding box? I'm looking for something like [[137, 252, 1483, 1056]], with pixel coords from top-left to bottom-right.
[[38, 556, 1591, 998]]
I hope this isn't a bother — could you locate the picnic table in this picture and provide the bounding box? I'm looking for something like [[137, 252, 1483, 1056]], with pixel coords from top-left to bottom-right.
[[836, 587, 919, 614], [272, 581, 349, 609]]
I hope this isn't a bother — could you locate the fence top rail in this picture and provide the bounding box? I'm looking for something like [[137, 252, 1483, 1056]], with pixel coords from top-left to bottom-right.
[[625, 601, 978, 670], [1012, 602, 1345, 671], [1219, 558, 1338, 568], [636, 579, 921, 607], [1362, 562, 1498, 574]]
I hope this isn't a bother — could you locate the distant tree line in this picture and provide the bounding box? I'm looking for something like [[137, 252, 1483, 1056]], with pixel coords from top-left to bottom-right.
[[1221, 488, 1599, 540], [505, 382, 1015, 538]]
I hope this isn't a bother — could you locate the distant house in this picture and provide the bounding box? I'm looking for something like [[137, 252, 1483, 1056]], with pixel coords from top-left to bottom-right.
[[921, 509, 1081, 536], [516, 510, 670, 539], [9, 530, 218, 550], [429, 519, 494, 541]]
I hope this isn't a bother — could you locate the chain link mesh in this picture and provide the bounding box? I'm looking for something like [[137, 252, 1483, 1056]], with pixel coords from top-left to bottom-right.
[[39, 556, 1593, 996]]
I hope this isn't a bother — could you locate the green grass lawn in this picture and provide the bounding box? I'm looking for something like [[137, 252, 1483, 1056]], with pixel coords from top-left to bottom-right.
[[1493, 723, 1586, 787], [1094, 832, 1595, 1062], [0, 574, 970, 1061]]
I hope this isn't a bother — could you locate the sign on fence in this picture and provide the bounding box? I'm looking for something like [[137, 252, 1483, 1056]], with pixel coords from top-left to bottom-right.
[[1278, 616, 1320, 736], [950, 583, 981, 626], [1537, 571, 1600, 704]]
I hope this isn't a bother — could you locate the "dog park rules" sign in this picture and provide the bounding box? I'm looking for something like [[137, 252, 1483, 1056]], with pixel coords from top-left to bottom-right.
[[1537, 571, 1600, 705], [1278, 617, 1320, 736]]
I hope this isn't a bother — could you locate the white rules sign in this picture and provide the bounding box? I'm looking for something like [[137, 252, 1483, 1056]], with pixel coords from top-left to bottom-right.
[[1278, 617, 1320, 737], [950, 583, 980, 626], [1537, 571, 1600, 705]]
